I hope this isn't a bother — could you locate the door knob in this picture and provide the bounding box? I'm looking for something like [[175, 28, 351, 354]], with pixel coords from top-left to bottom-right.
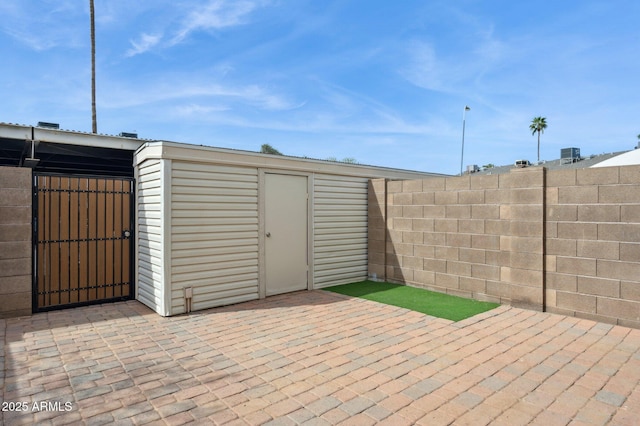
[[266, 232, 271, 237]]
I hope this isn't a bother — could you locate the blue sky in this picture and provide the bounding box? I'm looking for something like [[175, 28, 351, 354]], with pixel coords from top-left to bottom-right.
[[1, 1, 638, 174]]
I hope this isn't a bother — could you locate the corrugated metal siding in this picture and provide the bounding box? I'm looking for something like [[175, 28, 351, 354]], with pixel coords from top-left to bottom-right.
[[313, 174, 369, 287], [170, 162, 259, 313], [136, 160, 164, 313]]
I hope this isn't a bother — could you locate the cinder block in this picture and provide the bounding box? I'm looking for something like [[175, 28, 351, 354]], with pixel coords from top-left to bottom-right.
[[369, 239, 386, 254], [546, 222, 558, 238], [435, 272, 459, 289], [472, 264, 500, 280], [402, 179, 423, 193], [423, 205, 446, 218], [577, 205, 620, 222], [501, 236, 543, 254], [435, 246, 458, 260], [485, 189, 507, 204], [460, 277, 486, 294], [422, 177, 446, 190], [484, 250, 506, 266], [597, 223, 640, 243], [434, 218, 457, 232], [414, 269, 435, 285], [501, 168, 544, 188], [386, 230, 403, 243], [598, 185, 640, 204], [424, 259, 447, 273], [390, 242, 414, 256], [402, 231, 423, 244], [0, 189, 31, 207], [0, 275, 31, 294], [393, 193, 412, 205], [619, 165, 640, 184], [547, 169, 576, 187], [546, 272, 577, 292], [398, 267, 414, 282], [368, 228, 385, 242], [459, 248, 485, 264], [621, 281, 640, 302], [596, 297, 640, 322], [0, 225, 31, 242], [556, 291, 596, 313], [403, 205, 423, 218], [503, 267, 543, 287], [387, 180, 403, 193], [447, 261, 471, 277], [0, 258, 30, 277], [387, 205, 403, 218], [386, 253, 401, 267], [0, 167, 31, 188], [434, 191, 458, 205], [446, 233, 471, 248], [470, 174, 499, 189], [577, 240, 619, 260], [486, 280, 511, 299], [414, 244, 435, 258], [445, 176, 470, 190], [577, 167, 619, 185], [547, 205, 578, 221], [0, 207, 31, 225], [509, 188, 543, 204], [573, 311, 618, 326], [471, 205, 500, 219], [413, 192, 434, 205], [509, 221, 543, 238], [446, 205, 471, 219], [577, 276, 620, 298], [0, 291, 31, 313], [545, 289, 557, 308], [459, 190, 485, 204], [546, 187, 559, 205], [507, 205, 544, 221], [485, 220, 509, 235], [0, 242, 31, 260], [557, 186, 598, 204], [471, 234, 500, 250], [547, 238, 577, 256], [510, 252, 543, 270], [597, 259, 640, 281], [546, 255, 557, 272], [368, 251, 385, 265], [557, 222, 597, 240], [394, 218, 413, 230], [556, 256, 597, 276], [509, 284, 543, 310], [423, 232, 446, 245], [621, 205, 640, 222], [412, 218, 434, 232], [620, 243, 640, 262], [401, 255, 423, 269], [446, 288, 473, 299]]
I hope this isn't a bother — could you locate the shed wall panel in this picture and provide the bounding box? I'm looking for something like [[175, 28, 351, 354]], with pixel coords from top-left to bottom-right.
[[136, 160, 164, 312], [313, 174, 369, 287], [170, 162, 259, 313]]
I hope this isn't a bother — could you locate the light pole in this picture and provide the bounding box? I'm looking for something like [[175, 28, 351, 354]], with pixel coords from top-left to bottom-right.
[[460, 105, 470, 175]]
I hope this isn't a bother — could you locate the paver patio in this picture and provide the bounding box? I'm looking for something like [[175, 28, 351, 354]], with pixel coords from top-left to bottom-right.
[[1, 290, 639, 425]]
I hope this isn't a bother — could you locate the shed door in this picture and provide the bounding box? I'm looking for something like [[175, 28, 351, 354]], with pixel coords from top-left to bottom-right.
[[265, 173, 308, 296], [34, 175, 134, 311]]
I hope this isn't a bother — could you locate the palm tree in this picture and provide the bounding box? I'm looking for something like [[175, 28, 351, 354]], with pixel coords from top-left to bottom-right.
[[530, 116, 547, 163], [90, 0, 97, 133]]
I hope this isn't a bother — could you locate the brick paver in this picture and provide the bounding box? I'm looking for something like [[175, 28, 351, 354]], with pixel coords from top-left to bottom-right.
[[2, 290, 639, 425]]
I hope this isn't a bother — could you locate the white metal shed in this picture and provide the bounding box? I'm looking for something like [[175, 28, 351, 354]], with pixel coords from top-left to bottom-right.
[[134, 141, 439, 316]]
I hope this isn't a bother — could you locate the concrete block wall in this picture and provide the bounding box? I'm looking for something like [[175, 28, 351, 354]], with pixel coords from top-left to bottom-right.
[[0, 166, 32, 318], [375, 167, 545, 310], [369, 165, 640, 327], [546, 165, 640, 328]]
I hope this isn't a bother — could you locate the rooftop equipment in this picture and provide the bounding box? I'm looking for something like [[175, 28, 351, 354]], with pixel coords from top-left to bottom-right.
[[561, 147, 580, 164], [37, 121, 60, 129]]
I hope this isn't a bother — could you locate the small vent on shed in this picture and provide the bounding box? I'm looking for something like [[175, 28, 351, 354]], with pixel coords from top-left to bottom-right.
[[119, 132, 138, 138], [37, 121, 60, 129]]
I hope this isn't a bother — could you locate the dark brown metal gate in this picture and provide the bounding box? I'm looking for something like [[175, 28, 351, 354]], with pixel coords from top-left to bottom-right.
[[33, 174, 134, 311]]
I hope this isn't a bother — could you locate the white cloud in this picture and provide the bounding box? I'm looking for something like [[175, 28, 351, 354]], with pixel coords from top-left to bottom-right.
[[125, 33, 162, 57], [170, 0, 261, 46]]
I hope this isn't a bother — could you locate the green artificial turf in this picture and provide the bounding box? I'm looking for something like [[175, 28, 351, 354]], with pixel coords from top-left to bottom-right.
[[324, 280, 499, 321]]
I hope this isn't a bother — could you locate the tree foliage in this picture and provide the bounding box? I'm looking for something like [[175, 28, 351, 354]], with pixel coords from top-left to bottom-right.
[[260, 144, 283, 155], [529, 116, 547, 163]]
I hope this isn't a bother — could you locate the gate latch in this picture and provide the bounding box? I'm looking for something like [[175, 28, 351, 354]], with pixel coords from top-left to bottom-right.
[[123, 230, 131, 238]]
